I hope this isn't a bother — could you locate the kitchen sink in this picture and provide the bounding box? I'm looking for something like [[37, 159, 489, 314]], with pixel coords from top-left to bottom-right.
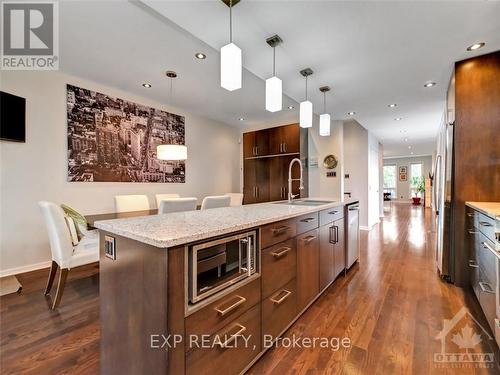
[[274, 199, 335, 206]]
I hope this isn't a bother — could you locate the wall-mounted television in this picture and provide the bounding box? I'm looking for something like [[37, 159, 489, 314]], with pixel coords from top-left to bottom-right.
[[1, 91, 26, 142]]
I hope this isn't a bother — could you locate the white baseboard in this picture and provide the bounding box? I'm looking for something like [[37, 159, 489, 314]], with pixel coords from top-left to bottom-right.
[[0, 260, 52, 278], [360, 225, 372, 231]]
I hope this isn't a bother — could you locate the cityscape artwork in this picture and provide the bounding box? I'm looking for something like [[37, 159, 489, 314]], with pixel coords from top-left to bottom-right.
[[66, 84, 185, 182]]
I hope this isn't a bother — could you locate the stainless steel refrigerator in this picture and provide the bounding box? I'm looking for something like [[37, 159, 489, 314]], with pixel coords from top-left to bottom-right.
[[434, 114, 455, 282]]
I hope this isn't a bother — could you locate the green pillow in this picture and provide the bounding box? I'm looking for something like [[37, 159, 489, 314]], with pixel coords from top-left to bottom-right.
[[61, 204, 88, 240]]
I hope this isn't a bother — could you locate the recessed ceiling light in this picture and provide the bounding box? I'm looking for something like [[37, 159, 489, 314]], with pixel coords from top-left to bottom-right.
[[142, 83, 152, 88], [347, 111, 355, 115], [424, 81, 436, 88], [408, 146, 412, 149], [467, 42, 485, 51], [410, 152, 414, 155], [400, 129, 407, 133], [404, 138, 408, 142], [388, 103, 397, 108], [288, 105, 295, 110], [195, 52, 206, 59], [238, 118, 244, 121], [395, 117, 402, 121]]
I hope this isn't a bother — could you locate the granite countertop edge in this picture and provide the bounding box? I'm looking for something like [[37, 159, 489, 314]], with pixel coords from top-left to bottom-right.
[[465, 201, 500, 220]]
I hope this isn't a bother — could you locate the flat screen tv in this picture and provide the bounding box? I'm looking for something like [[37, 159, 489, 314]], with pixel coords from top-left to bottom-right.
[[1, 91, 26, 142]]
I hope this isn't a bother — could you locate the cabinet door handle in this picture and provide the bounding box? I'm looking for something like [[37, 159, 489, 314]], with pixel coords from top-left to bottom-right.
[[270, 246, 291, 259], [334, 225, 339, 243], [270, 289, 292, 305], [218, 323, 247, 348], [300, 217, 316, 223], [329, 226, 336, 244], [271, 225, 290, 235], [468, 260, 479, 268], [467, 212, 474, 217], [479, 221, 492, 227], [479, 281, 495, 294], [303, 235, 316, 243], [214, 295, 247, 316], [481, 241, 496, 254], [283, 143, 287, 152], [328, 210, 339, 215], [468, 229, 478, 234], [255, 146, 258, 155]]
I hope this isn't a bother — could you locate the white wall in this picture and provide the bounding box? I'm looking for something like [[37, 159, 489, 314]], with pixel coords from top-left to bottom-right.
[[308, 119, 343, 199], [383, 155, 433, 200], [0, 70, 240, 274]]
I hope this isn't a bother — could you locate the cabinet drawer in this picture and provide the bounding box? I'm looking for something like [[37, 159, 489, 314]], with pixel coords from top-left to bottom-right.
[[478, 234, 497, 286], [261, 218, 297, 249], [478, 268, 496, 333], [262, 279, 297, 341], [319, 207, 344, 226], [186, 278, 261, 338], [261, 239, 296, 299], [465, 207, 478, 230], [296, 212, 319, 235], [186, 304, 261, 375], [477, 212, 496, 243]]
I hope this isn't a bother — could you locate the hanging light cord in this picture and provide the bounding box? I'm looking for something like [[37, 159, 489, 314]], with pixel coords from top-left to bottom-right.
[[273, 47, 276, 76], [229, 0, 233, 43], [323, 91, 326, 113], [305, 76, 308, 101]]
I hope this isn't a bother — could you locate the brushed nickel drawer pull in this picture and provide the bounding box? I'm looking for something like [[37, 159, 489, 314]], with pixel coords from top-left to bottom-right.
[[270, 246, 291, 258], [300, 217, 316, 223], [219, 323, 247, 348], [468, 260, 479, 268], [214, 295, 247, 316], [303, 235, 317, 243], [468, 229, 478, 234], [479, 281, 495, 294], [271, 225, 290, 234], [270, 289, 292, 305], [481, 241, 496, 254], [479, 221, 493, 227], [328, 210, 339, 215], [467, 213, 474, 217]]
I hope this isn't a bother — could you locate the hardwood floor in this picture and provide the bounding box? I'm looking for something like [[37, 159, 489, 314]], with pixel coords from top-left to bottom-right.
[[1, 204, 498, 374]]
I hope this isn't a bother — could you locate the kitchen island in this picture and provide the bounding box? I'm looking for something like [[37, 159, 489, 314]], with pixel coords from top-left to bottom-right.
[[95, 198, 359, 375]]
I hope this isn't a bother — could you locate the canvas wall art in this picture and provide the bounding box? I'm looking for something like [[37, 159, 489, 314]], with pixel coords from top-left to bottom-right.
[[67, 84, 185, 182]]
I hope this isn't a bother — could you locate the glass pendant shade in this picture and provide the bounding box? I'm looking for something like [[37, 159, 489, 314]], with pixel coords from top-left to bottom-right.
[[319, 113, 331, 136], [299, 100, 313, 128], [220, 43, 242, 91], [157, 145, 187, 160], [265, 76, 282, 112]]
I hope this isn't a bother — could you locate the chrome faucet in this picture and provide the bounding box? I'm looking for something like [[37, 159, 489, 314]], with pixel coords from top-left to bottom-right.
[[288, 158, 304, 203]]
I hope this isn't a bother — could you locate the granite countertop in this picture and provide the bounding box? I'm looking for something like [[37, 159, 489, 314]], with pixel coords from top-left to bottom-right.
[[94, 198, 359, 248], [465, 202, 500, 219]]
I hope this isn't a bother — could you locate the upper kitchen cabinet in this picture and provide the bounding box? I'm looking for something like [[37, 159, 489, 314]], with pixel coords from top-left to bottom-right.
[[268, 124, 300, 155], [243, 129, 269, 158]]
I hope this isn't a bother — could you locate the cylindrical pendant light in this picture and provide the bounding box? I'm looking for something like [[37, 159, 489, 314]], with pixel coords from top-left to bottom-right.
[[299, 68, 313, 128], [157, 145, 187, 160], [220, 0, 242, 91], [265, 35, 283, 112], [319, 86, 331, 136]]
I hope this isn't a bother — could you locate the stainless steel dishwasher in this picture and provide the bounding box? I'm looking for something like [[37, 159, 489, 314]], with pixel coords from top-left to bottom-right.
[[346, 202, 360, 268]]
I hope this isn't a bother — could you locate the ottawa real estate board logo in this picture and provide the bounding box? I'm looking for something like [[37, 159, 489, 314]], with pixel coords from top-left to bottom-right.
[[1, 1, 58, 70]]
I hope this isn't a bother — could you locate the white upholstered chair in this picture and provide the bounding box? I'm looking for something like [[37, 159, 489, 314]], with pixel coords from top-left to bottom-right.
[[158, 198, 198, 214], [38, 201, 99, 309], [225, 193, 244, 206], [155, 193, 180, 208], [114, 194, 150, 213], [201, 195, 231, 210]]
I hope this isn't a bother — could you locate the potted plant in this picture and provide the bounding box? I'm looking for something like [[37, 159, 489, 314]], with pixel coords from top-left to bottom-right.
[[410, 176, 425, 205]]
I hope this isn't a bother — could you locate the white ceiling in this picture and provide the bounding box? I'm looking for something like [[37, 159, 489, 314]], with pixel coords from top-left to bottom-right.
[[58, 1, 500, 158], [143, 0, 500, 157]]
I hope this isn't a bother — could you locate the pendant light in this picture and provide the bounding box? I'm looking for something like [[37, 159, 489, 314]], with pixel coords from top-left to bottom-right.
[[157, 71, 187, 161], [319, 86, 331, 136], [265, 35, 283, 112], [220, 0, 241, 91], [299, 68, 313, 128]]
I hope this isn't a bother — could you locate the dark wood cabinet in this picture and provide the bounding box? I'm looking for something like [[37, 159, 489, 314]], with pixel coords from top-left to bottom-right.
[[243, 129, 269, 158], [319, 224, 334, 291], [297, 229, 320, 311], [243, 123, 307, 204], [333, 218, 345, 278]]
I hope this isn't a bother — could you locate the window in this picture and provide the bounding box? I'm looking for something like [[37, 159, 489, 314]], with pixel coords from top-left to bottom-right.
[[410, 163, 423, 197], [383, 165, 397, 199]]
